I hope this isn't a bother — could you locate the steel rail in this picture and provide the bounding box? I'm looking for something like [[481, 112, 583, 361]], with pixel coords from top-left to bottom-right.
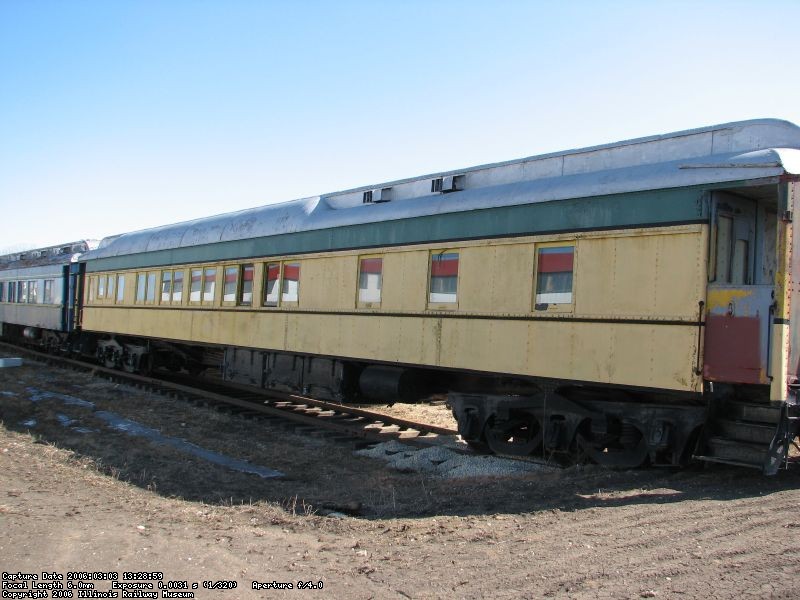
[[0, 341, 459, 446]]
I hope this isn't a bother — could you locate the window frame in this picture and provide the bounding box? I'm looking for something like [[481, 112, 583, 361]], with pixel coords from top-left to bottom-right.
[[280, 261, 300, 306], [202, 266, 217, 304], [222, 265, 239, 305], [43, 279, 53, 304], [262, 262, 281, 307], [189, 268, 203, 303], [145, 271, 157, 304], [238, 263, 254, 306], [427, 249, 460, 309], [116, 274, 126, 304], [171, 269, 184, 304], [160, 270, 173, 304], [357, 255, 383, 308], [261, 260, 301, 307], [135, 272, 156, 305], [533, 242, 576, 313]]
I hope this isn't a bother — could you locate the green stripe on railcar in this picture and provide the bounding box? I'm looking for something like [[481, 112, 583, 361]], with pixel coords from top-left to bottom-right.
[[86, 187, 709, 273]]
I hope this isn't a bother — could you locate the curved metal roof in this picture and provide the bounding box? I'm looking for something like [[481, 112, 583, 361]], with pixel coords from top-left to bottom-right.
[[86, 119, 800, 261], [0, 240, 96, 274]]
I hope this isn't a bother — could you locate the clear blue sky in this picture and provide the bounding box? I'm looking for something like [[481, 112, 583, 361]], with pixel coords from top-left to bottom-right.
[[1, 0, 799, 251]]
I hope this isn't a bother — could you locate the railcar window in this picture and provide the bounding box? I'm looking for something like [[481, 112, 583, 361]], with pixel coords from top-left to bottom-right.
[[715, 215, 733, 283], [203, 267, 217, 303], [43, 280, 53, 304], [281, 263, 300, 303], [161, 271, 173, 303], [429, 252, 459, 304], [107, 274, 115, 300], [190, 269, 202, 302], [535, 246, 574, 306], [146, 272, 157, 303], [358, 257, 383, 304], [172, 270, 183, 303], [223, 266, 238, 302], [0, 282, 4, 302], [29, 281, 38, 303], [136, 274, 146, 303], [263, 262, 280, 307], [20, 281, 28, 303], [98, 276, 106, 298], [239, 264, 254, 305], [116, 274, 125, 303]]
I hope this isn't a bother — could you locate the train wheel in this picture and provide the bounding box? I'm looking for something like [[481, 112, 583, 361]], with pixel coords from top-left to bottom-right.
[[576, 420, 649, 468], [485, 412, 542, 456]]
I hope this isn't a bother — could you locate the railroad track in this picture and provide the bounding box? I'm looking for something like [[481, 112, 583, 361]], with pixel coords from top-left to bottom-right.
[[0, 341, 460, 449]]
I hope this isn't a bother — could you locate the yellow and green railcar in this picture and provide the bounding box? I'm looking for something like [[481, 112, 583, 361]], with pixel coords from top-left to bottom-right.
[[79, 119, 800, 473]]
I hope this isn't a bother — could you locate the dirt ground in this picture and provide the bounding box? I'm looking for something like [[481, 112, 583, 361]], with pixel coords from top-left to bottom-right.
[[1, 355, 799, 599]]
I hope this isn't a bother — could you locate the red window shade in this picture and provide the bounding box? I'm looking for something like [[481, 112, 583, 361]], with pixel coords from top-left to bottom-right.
[[224, 269, 237, 283], [242, 265, 254, 281], [267, 264, 280, 281], [538, 250, 574, 273], [431, 257, 459, 276], [205, 271, 216, 282], [283, 264, 300, 280], [191, 272, 201, 283], [360, 258, 382, 274]]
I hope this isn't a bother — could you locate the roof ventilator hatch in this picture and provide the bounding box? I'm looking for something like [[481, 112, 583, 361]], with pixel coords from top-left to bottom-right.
[[432, 174, 464, 194], [363, 187, 392, 204]]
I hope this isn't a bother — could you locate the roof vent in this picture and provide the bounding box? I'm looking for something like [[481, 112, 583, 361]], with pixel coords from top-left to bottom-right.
[[362, 190, 373, 204], [432, 175, 464, 194], [374, 187, 392, 203], [441, 174, 464, 193]]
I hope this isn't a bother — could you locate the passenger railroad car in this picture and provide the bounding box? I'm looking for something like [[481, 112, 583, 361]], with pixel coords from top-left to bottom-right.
[[0, 241, 91, 349], [27, 120, 800, 472]]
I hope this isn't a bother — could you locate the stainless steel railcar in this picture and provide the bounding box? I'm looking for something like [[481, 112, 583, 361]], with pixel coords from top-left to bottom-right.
[[0, 241, 91, 348], [7, 119, 800, 473]]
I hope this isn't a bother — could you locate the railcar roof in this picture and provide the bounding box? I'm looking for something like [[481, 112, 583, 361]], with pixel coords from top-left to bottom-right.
[[0, 240, 96, 272], [86, 118, 800, 261]]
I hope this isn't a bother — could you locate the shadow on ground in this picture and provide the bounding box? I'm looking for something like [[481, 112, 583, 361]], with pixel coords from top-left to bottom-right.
[[2, 366, 798, 520]]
